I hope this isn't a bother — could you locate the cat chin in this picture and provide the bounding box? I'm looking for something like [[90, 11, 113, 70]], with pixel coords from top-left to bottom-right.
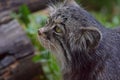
[[38, 36, 59, 53], [38, 36, 67, 68], [38, 36, 50, 49]]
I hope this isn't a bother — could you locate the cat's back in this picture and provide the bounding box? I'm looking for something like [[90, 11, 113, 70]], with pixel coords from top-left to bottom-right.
[[100, 28, 120, 59], [96, 28, 120, 80]]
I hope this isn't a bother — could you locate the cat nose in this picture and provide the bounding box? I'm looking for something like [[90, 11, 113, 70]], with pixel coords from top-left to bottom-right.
[[38, 30, 41, 35], [38, 28, 44, 36], [38, 27, 51, 39]]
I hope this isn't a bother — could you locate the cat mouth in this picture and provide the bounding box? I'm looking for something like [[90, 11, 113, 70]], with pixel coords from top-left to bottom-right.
[[38, 35, 51, 49], [38, 29, 51, 48], [38, 34, 58, 54]]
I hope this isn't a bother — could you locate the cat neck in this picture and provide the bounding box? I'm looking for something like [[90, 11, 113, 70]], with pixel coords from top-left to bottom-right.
[[62, 49, 104, 80]]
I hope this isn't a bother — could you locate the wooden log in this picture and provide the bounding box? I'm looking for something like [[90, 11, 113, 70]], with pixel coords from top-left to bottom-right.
[[0, 56, 44, 80], [0, 0, 63, 12], [0, 20, 34, 57], [0, 20, 33, 73], [0, 0, 62, 24], [0, 0, 62, 12], [0, 0, 48, 13], [0, 20, 44, 80], [0, 0, 48, 24], [0, 0, 54, 79]]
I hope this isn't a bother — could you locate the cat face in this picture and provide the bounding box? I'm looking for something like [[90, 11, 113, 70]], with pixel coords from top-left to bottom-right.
[[38, 7, 70, 67], [38, 0, 102, 68]]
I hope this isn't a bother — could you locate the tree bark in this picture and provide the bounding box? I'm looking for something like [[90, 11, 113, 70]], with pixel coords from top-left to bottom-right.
[[0, 0, 50, 79], [0, 20, 34, 58], [0, 0, 48, 13], [0, 20, 44, 80], [0, 0, 62, 24], [0, 56, 44, 80], [0, 0, 49, 24]]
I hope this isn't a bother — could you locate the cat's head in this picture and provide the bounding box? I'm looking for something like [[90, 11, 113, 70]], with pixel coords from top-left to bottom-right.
[[38, 0, 102, 68]]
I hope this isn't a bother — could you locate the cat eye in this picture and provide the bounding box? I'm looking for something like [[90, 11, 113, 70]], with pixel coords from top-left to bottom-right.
[[54, 26, 62, 33]]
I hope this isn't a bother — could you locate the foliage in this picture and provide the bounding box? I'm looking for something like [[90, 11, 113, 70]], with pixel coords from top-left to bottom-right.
[[91, 12, 120, 28], [12, 5, 61, 80], [11, 5, 30, 26], [77, 0, 120, 18], [76, 0, 120, 28]]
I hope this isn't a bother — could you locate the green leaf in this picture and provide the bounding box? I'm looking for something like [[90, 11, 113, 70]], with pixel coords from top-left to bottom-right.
[[19, 4, 31, 26]]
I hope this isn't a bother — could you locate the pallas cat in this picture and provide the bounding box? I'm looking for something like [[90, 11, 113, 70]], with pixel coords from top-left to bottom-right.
[[38, 0, 120, 80]]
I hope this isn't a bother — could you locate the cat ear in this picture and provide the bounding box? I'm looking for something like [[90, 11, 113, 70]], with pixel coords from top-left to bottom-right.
[[64, 0, 79, 7], [79, 27, 102, 50]]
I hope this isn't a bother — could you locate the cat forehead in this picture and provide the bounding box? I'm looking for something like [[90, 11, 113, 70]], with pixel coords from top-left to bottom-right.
[[49, 7, 71, 24], [49, 5, 79, 21], [48, 3, 87, 26], [49, 4, 79, 16]]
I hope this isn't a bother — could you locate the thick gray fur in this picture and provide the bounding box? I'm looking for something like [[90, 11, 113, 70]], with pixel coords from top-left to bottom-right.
[[38, 0, 120, 80]]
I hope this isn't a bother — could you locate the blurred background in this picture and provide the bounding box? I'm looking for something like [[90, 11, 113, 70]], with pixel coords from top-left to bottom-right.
[[0, 0, 120, 80]]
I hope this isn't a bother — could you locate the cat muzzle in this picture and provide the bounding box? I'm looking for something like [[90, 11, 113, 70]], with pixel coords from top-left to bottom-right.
[[38, 29, 43, 36], [38, 28, 47, 39]]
